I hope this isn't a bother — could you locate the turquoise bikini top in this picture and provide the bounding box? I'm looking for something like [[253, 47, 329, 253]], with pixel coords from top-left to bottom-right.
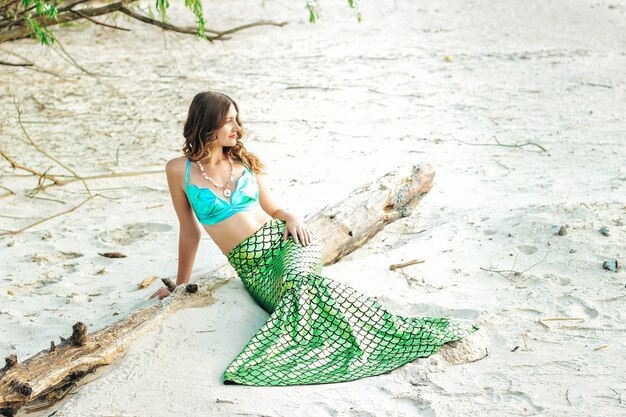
[[185, 159, 261, 225]]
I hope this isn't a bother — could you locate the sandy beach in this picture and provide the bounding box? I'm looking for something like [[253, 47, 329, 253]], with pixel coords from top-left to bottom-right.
[[1, 0, 625, 415]]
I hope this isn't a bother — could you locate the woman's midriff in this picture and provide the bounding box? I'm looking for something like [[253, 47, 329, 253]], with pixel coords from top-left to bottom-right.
[[203, 206, 273, 255]]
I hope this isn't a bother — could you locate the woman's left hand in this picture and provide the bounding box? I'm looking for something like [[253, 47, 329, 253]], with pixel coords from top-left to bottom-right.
[[283, 214, 311, 246], [149, 287, 171, 300]]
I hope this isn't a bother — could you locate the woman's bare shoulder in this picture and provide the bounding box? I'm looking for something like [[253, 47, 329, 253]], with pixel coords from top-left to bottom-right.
[[165, 156, 188, 174], [234, 158, 247, 170]]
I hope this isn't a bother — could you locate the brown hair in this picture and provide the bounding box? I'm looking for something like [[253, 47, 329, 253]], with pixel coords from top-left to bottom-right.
[[182, 91, 265, 174]]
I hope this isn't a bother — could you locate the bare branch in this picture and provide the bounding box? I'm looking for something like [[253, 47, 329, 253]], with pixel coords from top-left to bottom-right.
[[0, 59, 32, 66], [0, 194, 99, 236], [119, 7, 287, 40], [0, 0, 134, 43], [13, 96, 93, 195], [50, 37, 97, 75], [56, 0, 94, 13], [1, 0, 288, 45], [70, 9, 131, 31], [0, 148, 64, 185], [444, 135, 549, 154]]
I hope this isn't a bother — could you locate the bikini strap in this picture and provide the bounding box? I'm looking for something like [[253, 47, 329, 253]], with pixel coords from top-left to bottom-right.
[[185, 159, 191, 186]]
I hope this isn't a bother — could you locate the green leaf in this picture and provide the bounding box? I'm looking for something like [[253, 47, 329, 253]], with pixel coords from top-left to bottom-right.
[[347, 0, 362, 22], [25, 13, 55, 46], [155, 0, 170, 16], [305, 1, 320, 23], [182, 0, 207, 41], [36, 2, 58, 19]]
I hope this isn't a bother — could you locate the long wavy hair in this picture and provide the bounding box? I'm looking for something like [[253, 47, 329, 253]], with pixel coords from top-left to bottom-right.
[[182, 91, 265, 174]]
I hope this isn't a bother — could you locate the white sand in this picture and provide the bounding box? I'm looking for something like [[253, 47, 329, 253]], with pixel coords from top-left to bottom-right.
[[1, 0, 625, 415]]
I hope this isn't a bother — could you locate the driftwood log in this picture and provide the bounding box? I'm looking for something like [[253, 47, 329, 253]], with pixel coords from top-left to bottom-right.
[[0, 162, 434, 416]]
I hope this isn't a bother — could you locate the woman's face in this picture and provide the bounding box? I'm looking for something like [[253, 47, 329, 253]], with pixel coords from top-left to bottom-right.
[[214, 104, 240, 148]]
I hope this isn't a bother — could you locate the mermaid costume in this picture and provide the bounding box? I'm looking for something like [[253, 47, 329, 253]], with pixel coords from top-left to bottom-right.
[[185, 159, 479, 386]]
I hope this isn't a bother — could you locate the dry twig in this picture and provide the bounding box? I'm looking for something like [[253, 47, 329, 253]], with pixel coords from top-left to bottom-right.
[[389, 259, 424, 270], [609, 388, 622, 404], [446, 135, 549, 154], [397, 269, 430, 292], [13, 96, 92, 195], [119, 7, 287, 40], [465, 348, 489, 363], [50, 37, 96, 76], [0, 59, 32, 66], [0, 183, 16, 198], [480, 252, 549, 286], [599, 293, 626, 302], [537, 317, 585, 329], [0, 194, 100, 236], [70, 10, 131, 31], [522, 333, 529, 351]]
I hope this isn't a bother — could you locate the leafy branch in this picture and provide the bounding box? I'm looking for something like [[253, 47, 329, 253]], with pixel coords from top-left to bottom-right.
[[0, 0, 285, 45], [305, 0, 361, 23], [1, 0, 363, 47]]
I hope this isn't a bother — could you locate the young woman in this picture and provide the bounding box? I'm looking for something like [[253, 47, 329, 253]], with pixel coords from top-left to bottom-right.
[[150, 91, 478, 386]]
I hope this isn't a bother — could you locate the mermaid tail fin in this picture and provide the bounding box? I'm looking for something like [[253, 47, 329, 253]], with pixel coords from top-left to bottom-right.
[[223, 271, 478, 386]]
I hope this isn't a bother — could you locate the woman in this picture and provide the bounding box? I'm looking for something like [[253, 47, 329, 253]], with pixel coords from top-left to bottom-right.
[[150, 91, 478, 386]]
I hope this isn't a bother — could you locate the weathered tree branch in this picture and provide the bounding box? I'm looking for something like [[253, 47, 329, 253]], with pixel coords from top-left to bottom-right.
[[0, 0, 288, 44], [118, 7, 287, 40], [0, 60, 31, 66], [56, 0, 95, 14], [0, 194, 99, 236], [13, 97, 93, 195], [0, 147, 164, 195], [310, 163, 435, 265], [0, 48, 65, 76], [70, 10, 131, 32], [0, 0, 134, 43]]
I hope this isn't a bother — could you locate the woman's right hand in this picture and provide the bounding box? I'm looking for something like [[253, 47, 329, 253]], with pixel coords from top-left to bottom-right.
[[149, 287, 171, 300]]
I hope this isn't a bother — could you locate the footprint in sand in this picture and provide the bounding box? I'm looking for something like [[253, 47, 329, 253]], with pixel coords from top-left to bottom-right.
[[98, 222, 172, 246], [482, 384, 544, 412], [470, 372, 544, 412], [300, 401, 340, 417], [517, 245, 538, 255], [543, 273, 571, 286], [556, 294, 599, 319]]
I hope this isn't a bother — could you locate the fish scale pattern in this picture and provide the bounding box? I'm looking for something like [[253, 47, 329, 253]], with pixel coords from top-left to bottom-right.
[[224, 219, 479, 386]]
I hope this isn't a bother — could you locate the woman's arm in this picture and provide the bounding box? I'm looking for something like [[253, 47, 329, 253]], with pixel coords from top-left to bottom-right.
[[256, 173, 311, 246], [176, 227, 201, 285], [150, 159, 201, 300]]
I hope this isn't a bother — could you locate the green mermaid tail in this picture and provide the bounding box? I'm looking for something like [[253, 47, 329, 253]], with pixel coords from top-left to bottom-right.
[[224, 219, 478, 386]]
